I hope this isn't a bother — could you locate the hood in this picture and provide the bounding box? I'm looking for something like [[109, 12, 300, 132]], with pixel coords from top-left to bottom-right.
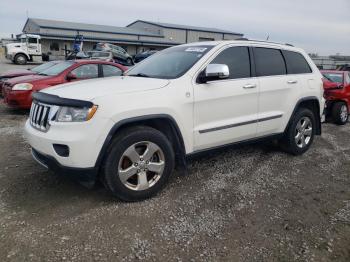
[[42, 76, 170, 101], [6, 42, 24, 49], [0, 69, 33, 78], [5, 74, 53, 85]]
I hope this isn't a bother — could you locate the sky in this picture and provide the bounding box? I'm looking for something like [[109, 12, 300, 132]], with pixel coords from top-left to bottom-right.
[[0, 0, 349, 55]]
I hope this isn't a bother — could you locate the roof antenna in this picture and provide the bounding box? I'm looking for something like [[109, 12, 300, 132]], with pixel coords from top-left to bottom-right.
[[266, 34, 270, 41]]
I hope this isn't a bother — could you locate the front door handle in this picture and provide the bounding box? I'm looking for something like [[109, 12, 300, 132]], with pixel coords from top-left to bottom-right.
[[287, 80, 298, 84], [243, 84, 257, 89]]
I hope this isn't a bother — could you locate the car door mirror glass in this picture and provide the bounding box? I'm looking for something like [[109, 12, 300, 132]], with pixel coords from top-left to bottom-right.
[[66, 72, 77, 80]]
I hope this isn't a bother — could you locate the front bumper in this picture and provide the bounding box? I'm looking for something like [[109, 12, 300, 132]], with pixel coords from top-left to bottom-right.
[[2, 88, 32, 109], [25, 118, 113, 168]]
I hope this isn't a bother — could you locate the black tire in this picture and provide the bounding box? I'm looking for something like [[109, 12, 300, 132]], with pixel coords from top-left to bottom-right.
[[14, 54, 27, 65], [331, 102, 348, 125], [280, 108, 316, 155], [103, 126, 175, 202]]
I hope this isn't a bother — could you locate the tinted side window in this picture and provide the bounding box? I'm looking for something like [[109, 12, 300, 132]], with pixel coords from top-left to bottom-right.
[[282, 50, 312, 74], [210, 47, 250, 79], [103, 65, 122, 77], [71, 64, 98, 79], [254, 48, 286, 77]]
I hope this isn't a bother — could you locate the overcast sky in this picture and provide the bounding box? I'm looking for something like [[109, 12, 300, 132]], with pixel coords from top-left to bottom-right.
[[0, 0, 349, 55]]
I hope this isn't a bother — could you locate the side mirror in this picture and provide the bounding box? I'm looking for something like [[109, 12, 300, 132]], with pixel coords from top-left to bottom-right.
[[66, 72, 77, 81], [198, 64, 230, 83]]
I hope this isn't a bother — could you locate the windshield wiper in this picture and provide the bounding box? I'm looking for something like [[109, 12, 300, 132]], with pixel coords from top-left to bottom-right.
[[128, 73, 150, 78], [38, 73, 48, 76]]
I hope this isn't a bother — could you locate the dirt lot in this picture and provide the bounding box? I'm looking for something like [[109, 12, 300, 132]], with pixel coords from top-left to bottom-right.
[[0, 62, 350, 261]]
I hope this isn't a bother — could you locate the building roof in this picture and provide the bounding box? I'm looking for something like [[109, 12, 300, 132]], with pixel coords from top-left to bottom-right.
[[127, 20, 243, 36], [24, 18, 163, 37]]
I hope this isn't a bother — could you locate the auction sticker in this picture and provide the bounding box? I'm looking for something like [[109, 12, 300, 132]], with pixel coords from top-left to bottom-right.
[[185, 47, 208, 52]]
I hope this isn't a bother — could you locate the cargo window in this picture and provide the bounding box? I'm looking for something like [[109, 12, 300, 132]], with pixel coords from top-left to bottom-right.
[[254, 47, 286, 77], [282, 50, 312, 74], [210, 46, 251, 79]]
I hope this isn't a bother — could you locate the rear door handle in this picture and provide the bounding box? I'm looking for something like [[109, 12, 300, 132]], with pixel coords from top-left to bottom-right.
[[243, 84, 257, 89], [287, 80, 298, 84]]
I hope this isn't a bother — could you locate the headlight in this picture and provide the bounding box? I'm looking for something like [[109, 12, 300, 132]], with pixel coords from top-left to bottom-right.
[[12, 83, 33, 91], [56, 105, 98, 122]]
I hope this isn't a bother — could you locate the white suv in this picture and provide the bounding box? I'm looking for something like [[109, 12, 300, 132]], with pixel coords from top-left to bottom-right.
[[25, 40, 324, 201]]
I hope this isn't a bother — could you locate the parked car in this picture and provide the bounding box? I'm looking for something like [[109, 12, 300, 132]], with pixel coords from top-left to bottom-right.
[[85, 51, 114, 62], [2, 60, 127, 109], [24, 41, 324, 201], [134, 50, 158, 63], [95, 43, 133, 65], [0, 61, 59, 96], [321, 70, 350, 124]]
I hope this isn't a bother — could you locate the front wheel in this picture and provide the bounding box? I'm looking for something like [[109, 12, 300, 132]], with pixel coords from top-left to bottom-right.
[[103, 126, 175, 201], [332, 102, 348, 125], [281, 108, 316, 155], [14, 54, 27, 65]]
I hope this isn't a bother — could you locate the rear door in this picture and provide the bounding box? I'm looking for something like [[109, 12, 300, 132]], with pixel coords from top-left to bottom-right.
[[193, 46, 259, 151], [253, 47, 300, 136]]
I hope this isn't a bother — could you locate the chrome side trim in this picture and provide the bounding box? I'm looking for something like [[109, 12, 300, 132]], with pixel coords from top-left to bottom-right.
[[199, 114, 283, 134]]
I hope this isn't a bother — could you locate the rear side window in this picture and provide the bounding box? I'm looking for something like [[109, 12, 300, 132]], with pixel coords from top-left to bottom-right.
[[254, 48, 286, 77], [282, 50, 312, 74], [210, 46, 251, 79]]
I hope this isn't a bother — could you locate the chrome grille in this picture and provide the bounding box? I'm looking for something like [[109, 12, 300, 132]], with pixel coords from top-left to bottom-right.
[[30, 103, 52, 131]]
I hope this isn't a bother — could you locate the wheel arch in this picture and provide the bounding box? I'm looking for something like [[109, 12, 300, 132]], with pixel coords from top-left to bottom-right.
[[286, 96, 322, 135], [14, 52, 30, 60], [95, 114, 187, 173]]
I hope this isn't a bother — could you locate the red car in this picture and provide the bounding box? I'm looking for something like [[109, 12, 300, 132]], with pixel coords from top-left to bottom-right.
[[321, 70, 350, 125], [0, 61, 59, 96], [2, 60, 127, 109]]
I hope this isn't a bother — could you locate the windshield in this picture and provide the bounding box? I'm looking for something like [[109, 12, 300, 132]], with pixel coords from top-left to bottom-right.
[[39, 61, 75, 76], [31, 61, 58, 73], [322, 73, 343, 83], [126, 45, 214, 79]]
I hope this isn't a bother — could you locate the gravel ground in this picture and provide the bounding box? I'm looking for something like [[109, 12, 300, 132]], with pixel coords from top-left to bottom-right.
[[0, 62, 350, 261]]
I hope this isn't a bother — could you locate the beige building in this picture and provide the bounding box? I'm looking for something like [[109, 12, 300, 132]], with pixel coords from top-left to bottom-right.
[[22, 18, 243, 59]]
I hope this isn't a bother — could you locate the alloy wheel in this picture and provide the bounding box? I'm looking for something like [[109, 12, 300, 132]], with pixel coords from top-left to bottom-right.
[[118, 141, 165, 191], [295, 116, 313, 149], [340, 105, 348, 123]]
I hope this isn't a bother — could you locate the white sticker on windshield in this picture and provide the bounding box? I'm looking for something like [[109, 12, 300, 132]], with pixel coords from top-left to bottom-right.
[[185, 47, 207, 53]]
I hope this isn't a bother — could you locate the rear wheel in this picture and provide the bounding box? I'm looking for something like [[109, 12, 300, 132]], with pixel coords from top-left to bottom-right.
[[332, 102, 348, 125], [103, 126, 175, 201], [281, 108, 316, 155], [14, 54, 27, 65]]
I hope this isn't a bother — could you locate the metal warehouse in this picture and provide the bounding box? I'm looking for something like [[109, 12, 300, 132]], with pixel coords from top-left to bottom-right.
[[22, 18, 243, 58]]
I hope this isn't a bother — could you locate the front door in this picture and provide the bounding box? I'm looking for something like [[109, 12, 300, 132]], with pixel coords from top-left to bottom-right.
[[193, 46, 259, 151]]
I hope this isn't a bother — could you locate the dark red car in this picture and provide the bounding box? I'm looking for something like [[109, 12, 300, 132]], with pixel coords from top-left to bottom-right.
[[0, 61, 59, 96], [2, 60, 127, 109], [321, 70, 350, 125]]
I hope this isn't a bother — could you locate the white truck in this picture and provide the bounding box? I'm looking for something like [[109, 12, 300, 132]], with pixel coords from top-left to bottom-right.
[[5, 34, 43, 65]]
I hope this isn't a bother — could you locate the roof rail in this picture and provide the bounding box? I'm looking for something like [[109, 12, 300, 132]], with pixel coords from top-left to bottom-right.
[[235, 38, 294, 47]]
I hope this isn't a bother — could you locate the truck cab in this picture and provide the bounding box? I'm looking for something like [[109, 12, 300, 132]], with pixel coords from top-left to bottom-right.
[[5, 34, 42, 65]]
